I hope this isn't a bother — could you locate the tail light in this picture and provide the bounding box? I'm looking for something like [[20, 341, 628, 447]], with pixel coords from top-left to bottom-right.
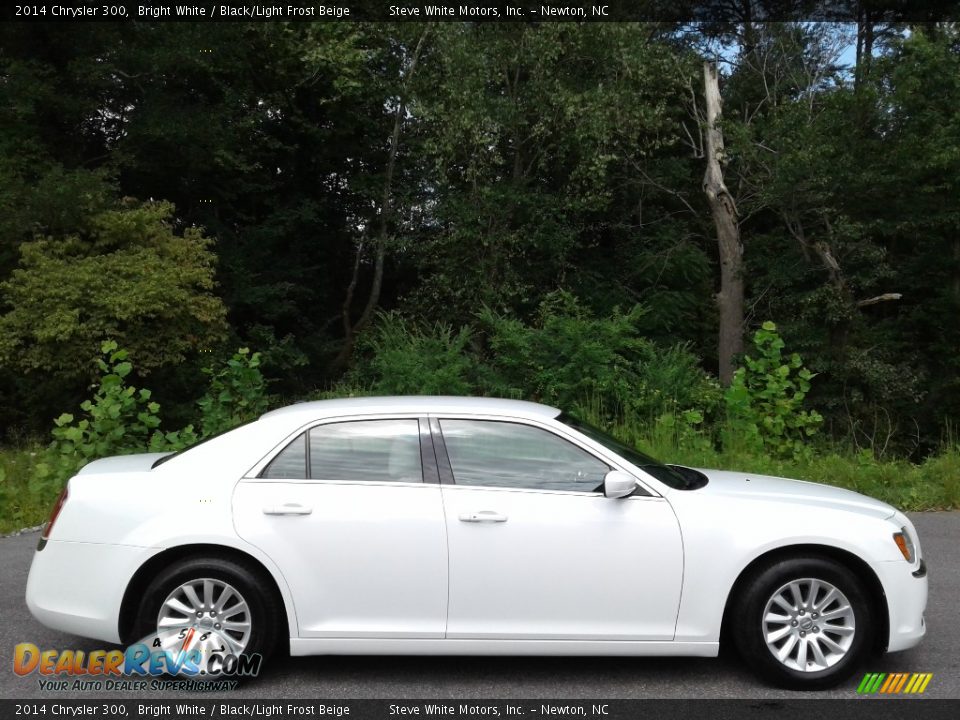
[[37, 486, 68, 551]]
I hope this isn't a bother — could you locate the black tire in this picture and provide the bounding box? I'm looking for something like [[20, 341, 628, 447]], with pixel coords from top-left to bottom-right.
[[732, 556, 874, 690], [133, 555, 281, 676]]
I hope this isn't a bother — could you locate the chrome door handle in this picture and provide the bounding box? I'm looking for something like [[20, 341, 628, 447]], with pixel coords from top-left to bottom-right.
[[263, 503, 313, 516], [459, 511, 508, 523]]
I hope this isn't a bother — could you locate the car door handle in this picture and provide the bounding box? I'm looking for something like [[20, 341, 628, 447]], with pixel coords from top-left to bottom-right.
[[262, 503, 313, 516], [459, 511, 508, 523]]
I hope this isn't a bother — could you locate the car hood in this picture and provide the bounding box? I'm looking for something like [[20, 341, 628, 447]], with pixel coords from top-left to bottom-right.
[[688, 468, 897, 520], [76, 452, 171, 475]]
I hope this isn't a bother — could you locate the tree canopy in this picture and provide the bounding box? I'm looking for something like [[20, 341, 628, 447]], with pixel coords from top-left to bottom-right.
[[1, 20, 957, 457]]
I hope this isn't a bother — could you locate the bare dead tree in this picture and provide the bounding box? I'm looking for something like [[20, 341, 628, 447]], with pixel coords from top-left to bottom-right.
[[702, 61, 744, 385]]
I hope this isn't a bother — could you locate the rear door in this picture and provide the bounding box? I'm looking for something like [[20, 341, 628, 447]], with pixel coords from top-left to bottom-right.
[[233, 416, 448, 638]]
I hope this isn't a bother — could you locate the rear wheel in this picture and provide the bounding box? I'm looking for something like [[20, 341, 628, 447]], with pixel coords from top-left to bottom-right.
[[733, 557, 874, 689], [133, 556, 280, 675]]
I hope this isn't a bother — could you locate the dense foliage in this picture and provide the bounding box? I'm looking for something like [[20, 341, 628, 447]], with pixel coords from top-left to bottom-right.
[[724, 322, 823, 460], [33, 342, 199, 497], [32, 342, 270, 499], [345, 293, 721, 425], [0, 202, 226, 379], [1, 20, 959, 522]]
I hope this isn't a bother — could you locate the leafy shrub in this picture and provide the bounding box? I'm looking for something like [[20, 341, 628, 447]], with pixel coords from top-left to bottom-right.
[[0, 201, 228, 380], [478, 292, 649, 410], [629, 344, 723, 426], [197, 348, 270, 438], [480, 292, 720, 424], [724, 321, 823, 459], [34, 341, 197, 493], [347, 312, 477, 396], [347, 293, 719, 432]]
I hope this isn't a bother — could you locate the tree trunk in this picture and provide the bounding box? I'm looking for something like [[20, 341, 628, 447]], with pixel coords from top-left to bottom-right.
[[702, 61, 744, 385], [331, 28, 429, 372], [855, 8, 875, 92], [954, 237, 960, 301]]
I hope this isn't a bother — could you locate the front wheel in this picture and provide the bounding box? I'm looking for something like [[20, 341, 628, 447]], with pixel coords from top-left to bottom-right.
[[733, 557, 874, 689]]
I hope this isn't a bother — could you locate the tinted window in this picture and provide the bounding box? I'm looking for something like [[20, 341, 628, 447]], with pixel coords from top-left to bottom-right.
[[262, 433, 307, 479], [310, 420, 422, 483], [261, 419, 423, 483], [439, 420, 608, 492], [558, 412, 697, 490]]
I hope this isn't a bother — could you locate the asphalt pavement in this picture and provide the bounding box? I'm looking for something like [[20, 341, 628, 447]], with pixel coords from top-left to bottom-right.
[[2, 513, 957, 700]]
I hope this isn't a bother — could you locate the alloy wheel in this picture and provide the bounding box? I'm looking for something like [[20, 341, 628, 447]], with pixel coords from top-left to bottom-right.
[[155, 577, 252, 657], [761, 577, 856, 672]]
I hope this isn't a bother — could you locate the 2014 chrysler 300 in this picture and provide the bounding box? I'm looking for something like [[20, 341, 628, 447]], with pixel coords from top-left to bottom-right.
[[25, 396, 927, 688]]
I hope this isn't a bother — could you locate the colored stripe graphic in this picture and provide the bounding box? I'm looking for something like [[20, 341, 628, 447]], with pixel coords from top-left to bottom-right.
[[857, 672, 932, 694], [893, 673, 910, 693], [856, 673, 885, 693]]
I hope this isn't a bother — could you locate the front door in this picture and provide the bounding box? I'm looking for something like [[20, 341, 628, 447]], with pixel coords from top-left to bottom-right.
[[434, 417, 683, 641]]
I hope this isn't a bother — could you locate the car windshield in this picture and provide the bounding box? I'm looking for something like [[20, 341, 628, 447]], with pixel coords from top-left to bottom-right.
[[558, 412, 696, 490]]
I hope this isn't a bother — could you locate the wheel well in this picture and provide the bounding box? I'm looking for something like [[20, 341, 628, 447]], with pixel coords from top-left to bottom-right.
[[719, 544, 889, 654], [118, 544, 289, 645]]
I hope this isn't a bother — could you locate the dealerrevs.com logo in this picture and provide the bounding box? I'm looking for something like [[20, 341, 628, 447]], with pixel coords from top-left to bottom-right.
[[856, 672, 934, 695], [13, 629, 261, 692]]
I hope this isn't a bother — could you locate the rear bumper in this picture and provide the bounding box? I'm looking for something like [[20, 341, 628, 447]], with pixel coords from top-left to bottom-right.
[[875, 557, 928, 653], [25, 539, 158, 644]]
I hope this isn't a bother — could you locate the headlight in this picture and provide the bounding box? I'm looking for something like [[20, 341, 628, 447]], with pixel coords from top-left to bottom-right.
[[893, 527, 915, 562]]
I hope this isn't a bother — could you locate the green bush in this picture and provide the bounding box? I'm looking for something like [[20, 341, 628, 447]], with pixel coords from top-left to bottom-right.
[[198, 348, 270, 438], [29, 343, 269, 498], [478, 291, 650, 409], [0, 446, 47, 534], [0, 201, 227, 380], [345, 294, 719, 427], [33, 341, 198, 495], [347, 313, 476, 396], [724, 321, 823, 460], [479, 293, 720, 425]]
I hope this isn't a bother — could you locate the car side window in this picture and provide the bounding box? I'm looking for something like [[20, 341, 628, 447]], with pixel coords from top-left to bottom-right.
[[261, 419, 423, 483], [439, 419, 609, 492], [261, 433, 308, 479]]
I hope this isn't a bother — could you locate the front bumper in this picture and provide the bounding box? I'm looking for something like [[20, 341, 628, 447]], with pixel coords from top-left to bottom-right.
[[875, 557, 928, 653], [25, 539, 158, 644]]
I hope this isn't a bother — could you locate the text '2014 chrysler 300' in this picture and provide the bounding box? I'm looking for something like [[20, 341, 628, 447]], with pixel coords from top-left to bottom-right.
[[25, 396, 927, 688]]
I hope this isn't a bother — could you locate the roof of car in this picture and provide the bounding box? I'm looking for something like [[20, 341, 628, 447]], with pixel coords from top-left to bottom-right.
[[259, 395, 560, 422]]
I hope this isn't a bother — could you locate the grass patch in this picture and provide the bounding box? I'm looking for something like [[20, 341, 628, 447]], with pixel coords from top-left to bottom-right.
[[652, 441, 960, 510], [0, 445, 50, 535], [616, 418, 960, 511]]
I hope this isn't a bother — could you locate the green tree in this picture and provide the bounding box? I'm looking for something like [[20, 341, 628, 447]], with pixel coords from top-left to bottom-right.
[[0, 201, 227, 379], [406, 23, 708, 334]]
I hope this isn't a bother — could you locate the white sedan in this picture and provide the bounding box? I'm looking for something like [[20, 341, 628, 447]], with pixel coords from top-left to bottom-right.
[[25, 396, 927, 688]]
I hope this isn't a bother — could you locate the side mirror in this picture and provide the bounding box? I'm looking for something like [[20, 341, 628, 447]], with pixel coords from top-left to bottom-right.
[[603, 470, 637, 499]]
